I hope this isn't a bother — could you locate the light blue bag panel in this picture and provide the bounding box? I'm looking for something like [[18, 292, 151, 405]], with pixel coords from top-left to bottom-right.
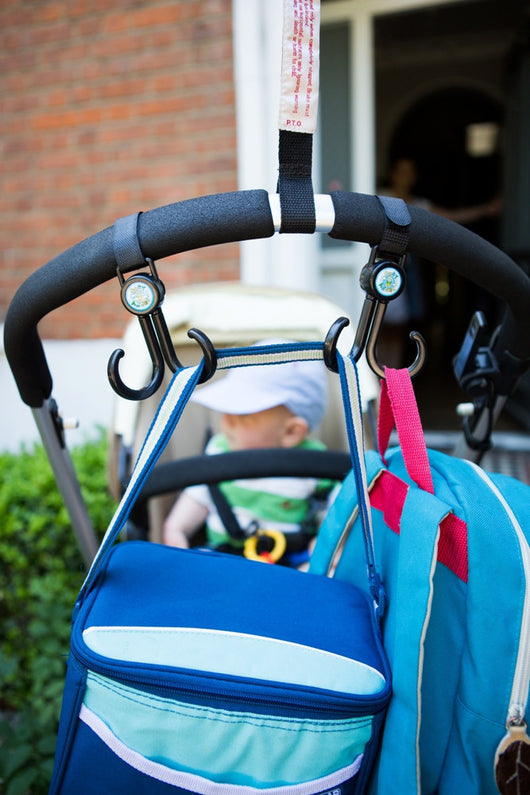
[[82, 626, 387, 696], [82, 671, 369, 788]]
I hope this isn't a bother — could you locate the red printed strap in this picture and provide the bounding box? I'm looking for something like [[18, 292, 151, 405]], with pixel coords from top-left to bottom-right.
[[378, 367, 434, 494], [370, 469, 468, 583]]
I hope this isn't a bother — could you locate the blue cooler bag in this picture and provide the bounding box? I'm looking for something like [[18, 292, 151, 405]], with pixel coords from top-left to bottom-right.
[[49, 342, 391, 795]]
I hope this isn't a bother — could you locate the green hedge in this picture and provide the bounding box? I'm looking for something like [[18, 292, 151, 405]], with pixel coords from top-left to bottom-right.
[[0, 432, 117, 795]]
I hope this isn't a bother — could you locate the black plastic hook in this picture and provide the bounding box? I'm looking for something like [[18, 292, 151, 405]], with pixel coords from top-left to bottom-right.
[[187, 328, 217, 384], [364, 301, 427, 379], [323, 297, 380, 373], [108, 313, 166, 400], [325, 242, 427, 378], [109, 256, 218, 399], [324, 299, 427, 379], [151, 309, 184, 373], [108, 320, 218, 400], [323, 316, 350, 373]]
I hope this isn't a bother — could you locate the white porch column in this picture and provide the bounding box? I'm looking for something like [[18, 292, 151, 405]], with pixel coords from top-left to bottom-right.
[[351, 10, 375, 195], [232, 0, 319, 292]]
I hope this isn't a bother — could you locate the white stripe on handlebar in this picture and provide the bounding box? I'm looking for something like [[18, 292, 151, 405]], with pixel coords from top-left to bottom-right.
[[268, 193, 335, 233]]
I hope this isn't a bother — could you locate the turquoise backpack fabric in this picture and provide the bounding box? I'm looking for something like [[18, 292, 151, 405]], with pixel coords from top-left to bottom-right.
[[310, 369, 530, 795]]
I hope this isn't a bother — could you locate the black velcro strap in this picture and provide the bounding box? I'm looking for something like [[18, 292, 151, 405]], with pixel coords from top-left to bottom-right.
[[278, 130, 316, 234], [207, 482, 311, 555], [208, 483, 246, 540], [376, 195, 411, 256], [113, 211, 145, 271]]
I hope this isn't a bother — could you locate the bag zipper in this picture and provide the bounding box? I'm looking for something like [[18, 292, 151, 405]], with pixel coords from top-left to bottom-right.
[[469, 463, 530, 727], [70, 634, 389, 721]]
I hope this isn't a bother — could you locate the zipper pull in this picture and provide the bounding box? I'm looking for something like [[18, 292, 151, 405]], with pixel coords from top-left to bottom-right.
[[494, 720, 530, 794]]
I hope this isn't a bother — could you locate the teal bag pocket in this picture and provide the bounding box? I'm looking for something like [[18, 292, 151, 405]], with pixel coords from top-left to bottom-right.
[[81, 670, 374, 790]]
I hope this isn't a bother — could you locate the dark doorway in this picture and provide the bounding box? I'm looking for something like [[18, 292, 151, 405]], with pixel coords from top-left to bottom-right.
[[388, 87, 503, 370], [389, 87, 502, 220], [373, 0, 528, 431]]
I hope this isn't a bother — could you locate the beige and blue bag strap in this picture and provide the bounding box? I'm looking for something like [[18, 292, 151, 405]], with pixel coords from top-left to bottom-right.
[[77, 341, 378, 608]]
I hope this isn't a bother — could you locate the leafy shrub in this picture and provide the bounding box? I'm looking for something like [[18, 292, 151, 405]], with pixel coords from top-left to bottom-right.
[[0, 431, 117, 794]]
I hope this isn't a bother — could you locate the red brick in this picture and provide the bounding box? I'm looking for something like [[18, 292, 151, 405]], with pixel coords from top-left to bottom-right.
[[1, 0, 238, 340]]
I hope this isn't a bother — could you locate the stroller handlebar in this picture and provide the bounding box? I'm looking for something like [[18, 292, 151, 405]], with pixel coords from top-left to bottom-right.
[[4, 188, 530, 407]]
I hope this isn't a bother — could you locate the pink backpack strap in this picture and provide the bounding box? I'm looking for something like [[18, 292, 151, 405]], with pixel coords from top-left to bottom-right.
[[378, 367, 434, 495]]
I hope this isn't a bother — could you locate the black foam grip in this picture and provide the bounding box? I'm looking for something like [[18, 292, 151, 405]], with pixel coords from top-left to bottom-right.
[[4, 188, 530, 407], [329, 191, 530, 362], [4, 190, 274, 406]]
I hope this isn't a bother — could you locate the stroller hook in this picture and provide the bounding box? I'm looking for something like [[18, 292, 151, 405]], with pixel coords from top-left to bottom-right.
[[325, 246, 426, 378], [108, 312, 166, 401], [108, 258, 218, 399], [324, 298, 427, 379], [365, 302, 426, 379], [187, 328, 218, 384], [108, 320, 217, 399], [108, 318, 217, 400], [323, 316, 351, 372], [146, 312, 217, 383]]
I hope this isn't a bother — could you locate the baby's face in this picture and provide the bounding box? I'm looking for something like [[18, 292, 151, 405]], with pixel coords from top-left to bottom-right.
[[221, 405, 296, 451]]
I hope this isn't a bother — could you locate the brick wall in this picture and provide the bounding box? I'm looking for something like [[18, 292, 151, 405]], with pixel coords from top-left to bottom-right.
[[0, 0, 239, 340]]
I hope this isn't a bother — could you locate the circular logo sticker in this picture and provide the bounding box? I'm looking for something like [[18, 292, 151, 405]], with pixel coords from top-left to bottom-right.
[[374, 266, 403, 299], [123, 279, 157, 314]]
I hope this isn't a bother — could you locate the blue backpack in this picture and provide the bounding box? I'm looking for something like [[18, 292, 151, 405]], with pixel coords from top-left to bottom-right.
[[310, 365, 530, 795]]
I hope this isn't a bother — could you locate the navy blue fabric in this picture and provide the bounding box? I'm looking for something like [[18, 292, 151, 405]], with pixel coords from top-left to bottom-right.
[[49, 655, 87, 794], [79, 542, 387, 676], [59, 719, 190, 794]]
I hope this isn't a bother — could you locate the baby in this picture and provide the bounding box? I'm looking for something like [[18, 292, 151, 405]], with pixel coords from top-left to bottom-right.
[[163, 343, 334, 566]]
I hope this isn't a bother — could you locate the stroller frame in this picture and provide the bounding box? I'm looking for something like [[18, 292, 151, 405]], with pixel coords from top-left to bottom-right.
[[4, 190, 530, 566]]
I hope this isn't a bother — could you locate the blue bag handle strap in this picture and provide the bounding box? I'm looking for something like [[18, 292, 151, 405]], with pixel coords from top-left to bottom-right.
[[335, 351, 384, 613], [78, 341, 379, 606], [308, 450, 383, 579], [78, 361, 203, 603]]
